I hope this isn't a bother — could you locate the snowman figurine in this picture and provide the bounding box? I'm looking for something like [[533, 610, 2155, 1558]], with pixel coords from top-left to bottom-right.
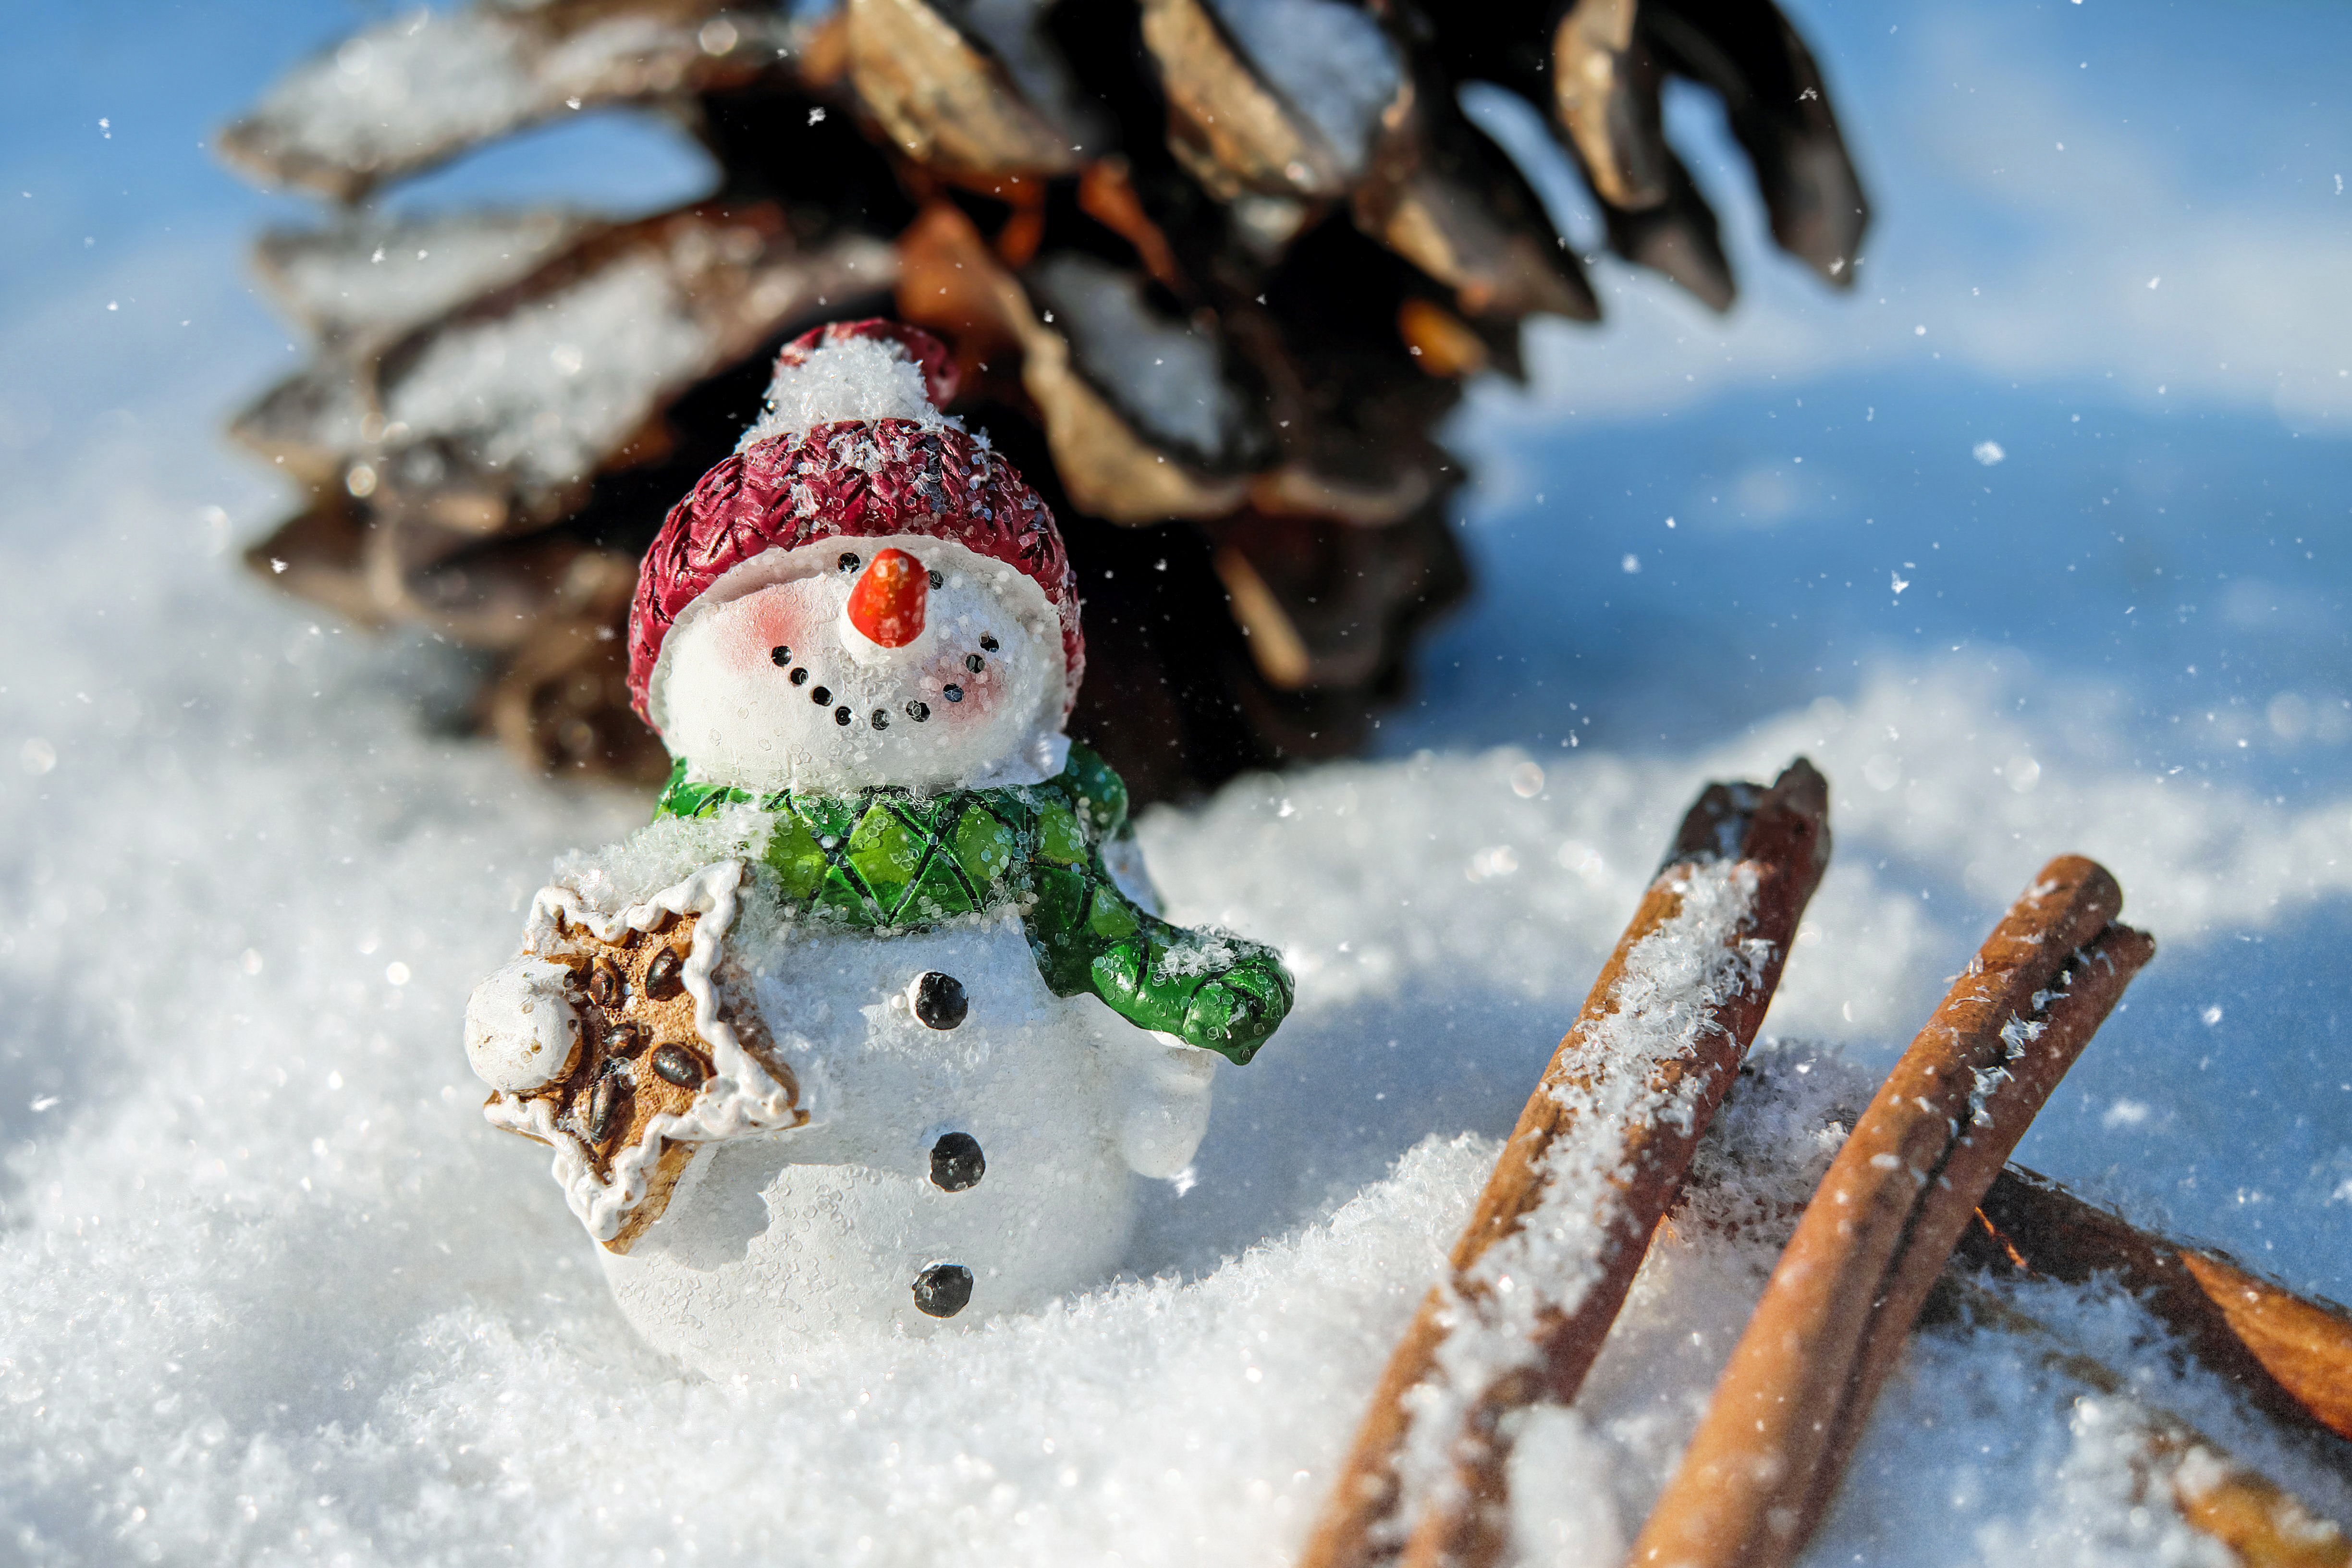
[[463, 320, 1292, 1375]]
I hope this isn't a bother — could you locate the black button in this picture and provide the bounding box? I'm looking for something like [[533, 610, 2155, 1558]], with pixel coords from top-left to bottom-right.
[[912, 1263, 973, 1319], [929, 1132, 985, 1192], [912, 971, 968, 1029]]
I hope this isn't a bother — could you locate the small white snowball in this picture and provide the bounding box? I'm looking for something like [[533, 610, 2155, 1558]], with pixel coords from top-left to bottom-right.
[[466, 958, 580, 1092]]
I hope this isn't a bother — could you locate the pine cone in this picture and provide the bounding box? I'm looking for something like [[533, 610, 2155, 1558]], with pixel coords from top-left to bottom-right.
[[219, 0, 1864, 801]]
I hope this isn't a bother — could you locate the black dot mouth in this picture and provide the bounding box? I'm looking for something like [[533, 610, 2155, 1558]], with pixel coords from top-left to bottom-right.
[[978, 634, 999, 652], [963, 653, 984, 674], [942, 684, 964, 703], [833, 705, 852, 726], [905, 699, 930, 723], [810, 685, 832, 705], [788, 666, 809, 686], [769, 645, 792, 667], [870, 708, 891, 730], [838, 552, 861, 574], [927, 569, 943, 589]]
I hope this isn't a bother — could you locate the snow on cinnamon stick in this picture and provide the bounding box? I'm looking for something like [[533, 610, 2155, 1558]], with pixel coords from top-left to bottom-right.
[[1927, 1276, 2350, 1568], [1964, 1164, 2352, 1445], [1629, 855, 2156, 1568], [1300, 758, 1831, 1568]]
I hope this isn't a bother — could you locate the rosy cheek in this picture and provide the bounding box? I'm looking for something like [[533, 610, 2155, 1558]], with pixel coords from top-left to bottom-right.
[[928, 656, 1005, 723], [720, 593, 817, 676]]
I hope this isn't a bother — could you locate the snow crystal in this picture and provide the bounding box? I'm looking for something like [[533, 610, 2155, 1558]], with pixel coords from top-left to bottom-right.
[[258, 210, 592, 345], [1029, 253, 1243, 461], [384, 254, 710, 489], [735, 331, 957, 451], [228, 8, 779, 185], [1208, 0, 1403, 175], [243, 10, 549, 171], [550, 801, 775, 913], [1152, 928, 1241, 980]]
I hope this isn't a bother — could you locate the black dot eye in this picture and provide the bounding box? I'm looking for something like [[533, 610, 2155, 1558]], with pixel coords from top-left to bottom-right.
[[943, 684, 964, 703], [912, 1263, 972, 1319], [871, 708, 891, 730], [770, 645, 792, 667], [789, 666, 809, 686], [833, 706, 852, 726], [928, 569, 943, 589], [905, 700, 930, 723], [912, 971, 968, 1029], [964, 653, 984, 673], [838, 552, 861, 573], [810, 685, 831, 705], [979, 634, 998, 652]]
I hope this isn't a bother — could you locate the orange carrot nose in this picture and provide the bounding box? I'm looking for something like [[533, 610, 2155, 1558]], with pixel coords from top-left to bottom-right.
[[846, 548, 928, 648]]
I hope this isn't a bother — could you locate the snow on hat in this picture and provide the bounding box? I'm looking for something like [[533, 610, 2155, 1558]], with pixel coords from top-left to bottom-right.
[[626, 319, 1083, 732]]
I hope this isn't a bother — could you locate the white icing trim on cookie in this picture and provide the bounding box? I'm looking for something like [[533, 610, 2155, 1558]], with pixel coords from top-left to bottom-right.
[[483, 860, 808, 1243]]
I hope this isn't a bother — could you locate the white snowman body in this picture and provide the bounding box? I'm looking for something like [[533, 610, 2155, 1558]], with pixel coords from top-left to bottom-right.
[[464, 321, 1266, 1373], [599, 914, 1213, 1372]]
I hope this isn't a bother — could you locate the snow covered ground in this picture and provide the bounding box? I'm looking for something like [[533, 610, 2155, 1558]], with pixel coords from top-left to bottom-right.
[[2, 3, 2347, 1564]]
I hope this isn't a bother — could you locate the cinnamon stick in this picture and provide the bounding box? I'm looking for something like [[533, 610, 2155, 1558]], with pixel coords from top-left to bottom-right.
[[1927, 1277, 2350, 1568], [1628, 856, 2155, 1568], [1300, 759, 1831, 1568], [1963, 1166, 2352, 1445]]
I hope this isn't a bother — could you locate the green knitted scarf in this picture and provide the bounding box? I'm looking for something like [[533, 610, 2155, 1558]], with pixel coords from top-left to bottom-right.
[[653, 744, 1290, 1064]]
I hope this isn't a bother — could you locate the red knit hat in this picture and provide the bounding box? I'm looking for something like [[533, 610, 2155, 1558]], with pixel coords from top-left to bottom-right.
[[626, 320, 1083, 731]]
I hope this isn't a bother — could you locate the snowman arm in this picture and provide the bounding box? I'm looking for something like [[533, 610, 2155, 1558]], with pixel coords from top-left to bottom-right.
[[1024, 864, 1294, 1065], [1103, 1029, 1218, 1179], [464, 956, 582, 1093]]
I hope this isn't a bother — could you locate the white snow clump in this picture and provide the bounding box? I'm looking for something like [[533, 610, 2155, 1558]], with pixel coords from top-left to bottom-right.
[[736, 331, 959, 451]]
